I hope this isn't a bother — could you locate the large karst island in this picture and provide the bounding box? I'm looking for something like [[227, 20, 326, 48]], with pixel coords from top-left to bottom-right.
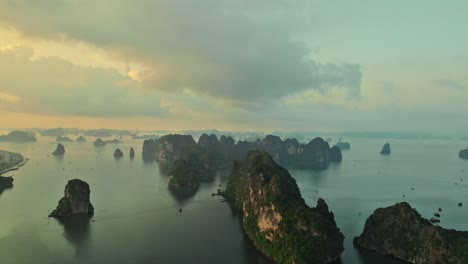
[[141, 133, 342, 173], [222, 151, 344, 263], [354, 202, 468, 263], [49, 179, 94, 218], [0, 130, 37, 142]]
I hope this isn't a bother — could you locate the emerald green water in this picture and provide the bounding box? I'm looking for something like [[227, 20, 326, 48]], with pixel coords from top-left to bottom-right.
[[0, 137, 467, 263]]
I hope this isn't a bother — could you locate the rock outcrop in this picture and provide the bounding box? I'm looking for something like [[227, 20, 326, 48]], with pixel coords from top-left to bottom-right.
[[0, 176, 13, 189], [56, 136, 74, 142], [168, 156, 206, 193], [142, 139, 158, 161], [335, 142, 350, 150], [93, 138, 106, 147], [0, 131, 37, 142], [354, 202, 468, 263], [459, 148, 468, 160], [52, 143, 65, 156], [76, 135, 86, 142], [114, 149, 123, 158], [380, 143, 391, 155], [223, 151, 344, 263], [295, 137, 332, 169], [129, 147, 135, 159], [49, 179, 94, 218], [156, 134, 198, 170], [330, 145, 342, 162]]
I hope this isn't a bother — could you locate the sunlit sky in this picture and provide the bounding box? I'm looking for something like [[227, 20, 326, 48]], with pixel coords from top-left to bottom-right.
[[0, 0, 467, 132]]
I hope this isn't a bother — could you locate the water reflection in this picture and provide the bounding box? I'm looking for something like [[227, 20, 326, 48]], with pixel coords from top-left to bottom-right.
[[354, 245, 406, 264], [57, 215, 93, 260], [168, 187, 197, 204]]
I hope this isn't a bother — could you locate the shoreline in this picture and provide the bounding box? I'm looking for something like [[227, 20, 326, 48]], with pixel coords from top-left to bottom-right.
[[0, 151, 28, 176]]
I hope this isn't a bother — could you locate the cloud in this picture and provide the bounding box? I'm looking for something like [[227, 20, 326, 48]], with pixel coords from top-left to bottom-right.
[[436, 79, 465, 90], [0, 46, 169, 117], [0, 0, 362, 103]]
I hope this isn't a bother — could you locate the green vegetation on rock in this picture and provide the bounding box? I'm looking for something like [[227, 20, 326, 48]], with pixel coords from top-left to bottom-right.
[[224, 150, 344, 263]]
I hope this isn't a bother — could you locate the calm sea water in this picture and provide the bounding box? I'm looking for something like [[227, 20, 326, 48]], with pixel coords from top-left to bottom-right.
[[0, 136, 467, 264]]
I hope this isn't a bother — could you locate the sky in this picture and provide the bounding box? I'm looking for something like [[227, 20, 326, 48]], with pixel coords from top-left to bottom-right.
[[0, 0, 467, 133]]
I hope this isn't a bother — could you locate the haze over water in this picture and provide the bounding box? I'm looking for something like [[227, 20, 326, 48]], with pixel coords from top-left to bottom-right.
[[1, 136, 467, 264]]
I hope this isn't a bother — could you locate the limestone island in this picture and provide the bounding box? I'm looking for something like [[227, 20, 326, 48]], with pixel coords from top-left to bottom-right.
[[335, 142, 350, 150], [380, 143, 391, 155], [93, 138, 106, 147], [52, 143, 65, 156], [223, 151, 344, 263], [129, 147, 135, 159], [459, 148, 468, 160], [167, 155, 209, 194], [354, 202, 468, 263], [49, 179, 94, 218], [56, 135, 74, 142], [76, 135, 86, 142], [114, 149, 124, 158], [143, 133, 342, 172], [0, 130, 37, 142]]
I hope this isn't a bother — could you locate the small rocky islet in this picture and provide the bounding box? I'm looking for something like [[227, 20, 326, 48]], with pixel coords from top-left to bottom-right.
[[52, 143, 65, 156], [459, 148, 468, 159], [380, 143, 391, 155], [113, 148, 124, 158], [49, 179, 94, 218]]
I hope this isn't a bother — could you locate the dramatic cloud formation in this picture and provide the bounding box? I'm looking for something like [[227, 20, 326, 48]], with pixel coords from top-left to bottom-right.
[[0, 0, 467, 132], [0, 0, 361, 103]]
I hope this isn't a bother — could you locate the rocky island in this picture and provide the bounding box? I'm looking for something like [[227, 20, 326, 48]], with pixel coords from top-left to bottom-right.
[[49, 179, 94, 218], [142, 139, 158, 161], [114, 149, 124, 158], [223, 151, 344, 263], [335, 142, 350, 150], [52, 143, 65, 156], [56, 135, 74, 142], [130, 147, 135, 159], [0, 150, 26, 191], [459, 148, 468, 160], [76, 135, 86, 142], [93, 138, 106, 147], [380, 143, 391, 155], [330, 145, 342, 162], [354, 202, 468, 263], [0, 130, 37, 142], [167, 155, 207, 193]]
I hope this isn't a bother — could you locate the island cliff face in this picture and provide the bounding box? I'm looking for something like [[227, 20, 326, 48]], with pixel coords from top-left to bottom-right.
[[330, 145, 342, 162], [224, 151, 344, 263], [142, 139, 158, 161], [49, 179, 94, 218], [459, 148, 468, 160], [52, 143, 65, 156], [380, 143, 391, 155], [354, 202, 468, 264], [156, 134, 198, 171]]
